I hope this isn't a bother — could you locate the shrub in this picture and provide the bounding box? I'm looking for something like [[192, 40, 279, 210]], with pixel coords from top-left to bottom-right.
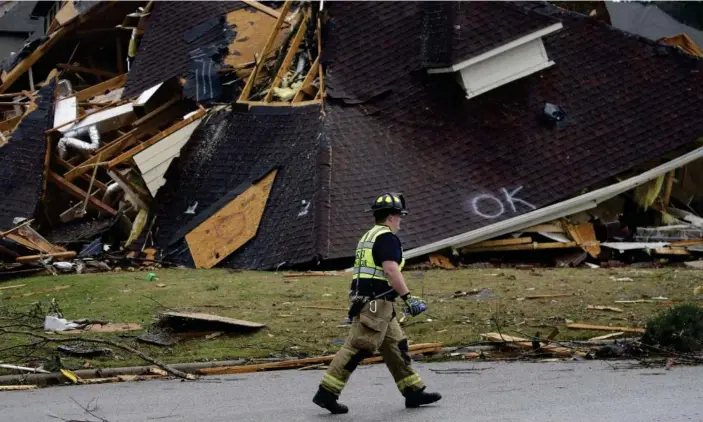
[[642, 304, 703, 353]]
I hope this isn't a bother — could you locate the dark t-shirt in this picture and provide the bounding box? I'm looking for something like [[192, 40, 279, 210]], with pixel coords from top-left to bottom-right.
[[372, 232, 402, 265]]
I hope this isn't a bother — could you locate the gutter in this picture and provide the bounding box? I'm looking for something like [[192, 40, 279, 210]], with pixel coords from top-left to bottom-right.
[[405, 145, 703, 259]]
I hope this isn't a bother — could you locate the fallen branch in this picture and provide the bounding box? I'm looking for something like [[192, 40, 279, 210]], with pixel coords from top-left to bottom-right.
[[0, 329, 194, 380]]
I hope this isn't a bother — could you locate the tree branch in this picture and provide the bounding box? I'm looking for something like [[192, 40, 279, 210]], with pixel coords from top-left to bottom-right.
[[0, 329, 195, 380]]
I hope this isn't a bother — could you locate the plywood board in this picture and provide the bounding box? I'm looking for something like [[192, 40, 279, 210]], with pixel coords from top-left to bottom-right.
[[225, 9, 286, 68], [161, 311, 266, 329], [565, 221, 601, 258], [186, 170, 277, 268]]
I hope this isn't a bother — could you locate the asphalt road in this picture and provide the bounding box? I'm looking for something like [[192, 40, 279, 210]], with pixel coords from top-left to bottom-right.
[[1, 360, 702, 422]]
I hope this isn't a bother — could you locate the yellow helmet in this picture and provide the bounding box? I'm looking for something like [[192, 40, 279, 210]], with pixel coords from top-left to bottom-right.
[[366, 192, 408, 215]]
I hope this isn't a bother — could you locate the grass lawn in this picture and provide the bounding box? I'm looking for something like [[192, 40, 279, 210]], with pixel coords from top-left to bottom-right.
[[1, 266, 702, 371]]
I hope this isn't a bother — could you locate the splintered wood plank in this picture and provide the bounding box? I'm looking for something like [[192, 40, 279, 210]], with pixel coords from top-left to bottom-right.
[[186, 170, 277, 269], [461, 242, 578, 253], [521, 223, 565, 233], [16, 225, 66, 253], [107, 108, 206, 169], [481, 333, 572, 357], [74, 74, 127, 101], [264, 10, 308, 102], [225, 8, 284, 68], [49, 172, 117, 215], [238, 0, 293, 102], [565, 222, 601, 258], [16, 251, 76, 263], [199, 343, 442, 375], [462, 237, 532, 251], [567, 323, 645, 334]]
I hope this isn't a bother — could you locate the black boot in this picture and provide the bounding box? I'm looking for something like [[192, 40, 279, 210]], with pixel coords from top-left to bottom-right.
[[313, 386, 349, 414], [404, 387, 442, 408]]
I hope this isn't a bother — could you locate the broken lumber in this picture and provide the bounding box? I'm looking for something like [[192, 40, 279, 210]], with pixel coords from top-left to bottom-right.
[[0, 385, 37, 391], [481, 333, 572, 357], [524, 293, 574, 300], [74, 74, 128, 101], [564, 222, 601, 258], [567, 323, 645, 334], [16, 251, 76, 264], [49, 172, 118, 215], [0, 284, 25, 291], [199, 343, 443, 375], [283, 271, 340, 277], [0, 364, 50, 374], [654, 248, 690, 256], [586, 305, 624, 313], [588, 332, 625, 342], [461, 241, 579, 253], [56, 63, 118, 78], [462, 237, 532, 251]]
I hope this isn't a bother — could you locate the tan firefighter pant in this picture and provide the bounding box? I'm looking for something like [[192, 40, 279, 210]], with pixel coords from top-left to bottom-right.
[[319, 299, 425, 396]]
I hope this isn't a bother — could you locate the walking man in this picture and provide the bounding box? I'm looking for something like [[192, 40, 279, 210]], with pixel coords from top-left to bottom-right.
[[312, 192, 442, 414]]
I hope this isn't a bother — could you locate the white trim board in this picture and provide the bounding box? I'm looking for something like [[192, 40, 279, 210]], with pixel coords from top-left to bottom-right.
[[427, 22, 564, 74], [405, 145, 703, 259]]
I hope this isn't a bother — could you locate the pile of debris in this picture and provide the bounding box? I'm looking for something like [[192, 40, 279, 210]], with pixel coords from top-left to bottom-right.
[[2, 1, 703, 278]]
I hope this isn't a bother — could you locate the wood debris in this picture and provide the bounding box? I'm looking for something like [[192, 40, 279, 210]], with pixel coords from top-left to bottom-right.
[[567, 323, 645, 334], [481, 333, 572, 357], [586, 305, 624, 313]]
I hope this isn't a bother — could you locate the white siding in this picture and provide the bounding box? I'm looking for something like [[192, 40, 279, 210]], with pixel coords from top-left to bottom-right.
[[133, 118, 203, 197]]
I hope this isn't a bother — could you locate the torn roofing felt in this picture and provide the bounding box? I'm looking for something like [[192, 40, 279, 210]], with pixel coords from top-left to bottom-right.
[[320, 1, 703, 260], [0, 80, 55, 231], [123, 0, 246, 98], [152, 105, 324, 269]]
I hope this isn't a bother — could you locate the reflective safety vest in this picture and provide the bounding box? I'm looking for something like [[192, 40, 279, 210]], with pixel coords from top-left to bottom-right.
[[352, 225, 406, 285]]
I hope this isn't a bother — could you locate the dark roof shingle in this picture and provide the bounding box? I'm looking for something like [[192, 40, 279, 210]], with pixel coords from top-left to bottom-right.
[[0, 81, 55, 231], [123, 1, 246, 97]]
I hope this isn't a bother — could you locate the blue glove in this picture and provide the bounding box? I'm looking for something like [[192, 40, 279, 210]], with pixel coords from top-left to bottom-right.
[[402, 294, 426, 317]]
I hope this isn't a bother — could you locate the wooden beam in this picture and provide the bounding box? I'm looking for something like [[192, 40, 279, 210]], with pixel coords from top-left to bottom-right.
[[130, 97, 180, 127], [74, 74, 127, 101], [5, 233, 44, 252], [520, 223, 565, 233], [462, 237, 532, 251], [264, 11, 308, 103], [55, 156, 108, 192], [16, 251, 76, 263], [199, 343, 442, 375], [238, 0, 293, 102], [107, 109, 207, 169], [42, 136, 51, 200], [0, 28, 66, 93], [316, 15, 324, 100], [654, 247, 690, 256], [292, 56, 319, 103], [242, 0, 283, 20], [57, 63, 118, 78], [49, 172, 117, 215], [461, 241, 579, 254], [567, 323, 645, 334]]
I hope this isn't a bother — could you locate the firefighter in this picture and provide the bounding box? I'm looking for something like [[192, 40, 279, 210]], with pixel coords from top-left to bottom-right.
[[312, 192, 442, 414]]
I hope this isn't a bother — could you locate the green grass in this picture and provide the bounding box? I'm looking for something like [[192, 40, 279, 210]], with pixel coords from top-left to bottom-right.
[[1, 267, 702, 371]]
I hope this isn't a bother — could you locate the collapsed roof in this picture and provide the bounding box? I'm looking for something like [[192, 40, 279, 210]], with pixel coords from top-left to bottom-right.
[[149, 1, 703, 269]]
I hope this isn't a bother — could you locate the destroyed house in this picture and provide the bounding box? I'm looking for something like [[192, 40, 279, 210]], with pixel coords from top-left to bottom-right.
[[2, 1, 703, 274]]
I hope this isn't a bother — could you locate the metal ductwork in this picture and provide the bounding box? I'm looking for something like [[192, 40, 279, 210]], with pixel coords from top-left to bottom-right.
[[57, 125, 101, 160]]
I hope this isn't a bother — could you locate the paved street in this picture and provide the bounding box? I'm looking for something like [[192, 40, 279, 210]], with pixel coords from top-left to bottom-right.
[[1, 360, 701, 421]]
